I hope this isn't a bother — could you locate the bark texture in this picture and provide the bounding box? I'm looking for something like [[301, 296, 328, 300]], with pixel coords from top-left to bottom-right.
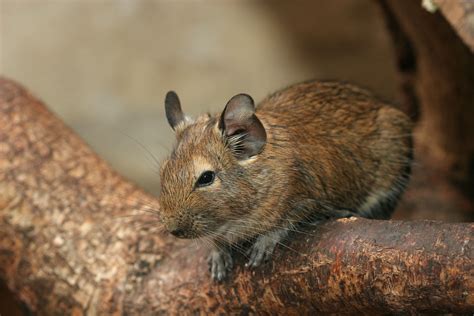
[[0, 77, 473, 314]]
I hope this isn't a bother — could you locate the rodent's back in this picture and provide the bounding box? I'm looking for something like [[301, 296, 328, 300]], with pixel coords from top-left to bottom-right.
[[256, 81, 413, 219]]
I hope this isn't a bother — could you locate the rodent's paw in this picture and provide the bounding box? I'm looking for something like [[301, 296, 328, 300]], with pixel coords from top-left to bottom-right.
[[245, 234, 280, 268], [208, 248, 233, 282]]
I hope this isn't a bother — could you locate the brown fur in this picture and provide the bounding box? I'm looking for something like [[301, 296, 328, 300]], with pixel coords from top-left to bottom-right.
[[159, 80, 413, 280]]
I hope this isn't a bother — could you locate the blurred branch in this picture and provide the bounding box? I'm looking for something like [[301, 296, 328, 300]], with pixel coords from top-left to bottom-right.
[[0, 77, 473, 314], [378, 0, 474, 204]]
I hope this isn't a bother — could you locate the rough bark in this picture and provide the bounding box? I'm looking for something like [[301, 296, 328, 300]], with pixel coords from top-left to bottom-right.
[[0, 78, 473, 314]]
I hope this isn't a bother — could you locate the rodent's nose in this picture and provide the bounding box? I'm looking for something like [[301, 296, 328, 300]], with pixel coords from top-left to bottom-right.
[[169, 227, 187, 238]]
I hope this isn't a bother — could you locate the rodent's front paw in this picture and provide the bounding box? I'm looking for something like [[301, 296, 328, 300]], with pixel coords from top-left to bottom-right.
[[245, 232, 282, 268], [246, 243, 274, 268], [208, 248, 233, 282]]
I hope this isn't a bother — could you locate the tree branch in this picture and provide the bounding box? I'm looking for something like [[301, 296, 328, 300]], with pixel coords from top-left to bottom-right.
[[378, 0, 474, 196], [0, 77, 472, 314]]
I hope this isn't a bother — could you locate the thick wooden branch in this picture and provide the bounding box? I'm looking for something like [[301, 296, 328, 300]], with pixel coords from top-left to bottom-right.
[[378, 0, 474, 197], [0, 78, 473, 314]]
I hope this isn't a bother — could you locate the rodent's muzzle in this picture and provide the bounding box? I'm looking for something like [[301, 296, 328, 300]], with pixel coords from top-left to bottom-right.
[[165, 220, 195, 239], [163, 211, 210, 239]]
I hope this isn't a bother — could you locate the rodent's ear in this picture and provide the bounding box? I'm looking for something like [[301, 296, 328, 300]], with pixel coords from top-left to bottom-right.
[[165, 91, 185, 130], [219, 94, 266, 159]]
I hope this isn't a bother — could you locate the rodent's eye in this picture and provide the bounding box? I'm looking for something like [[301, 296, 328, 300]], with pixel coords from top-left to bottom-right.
[[196, 171, 215, 187]]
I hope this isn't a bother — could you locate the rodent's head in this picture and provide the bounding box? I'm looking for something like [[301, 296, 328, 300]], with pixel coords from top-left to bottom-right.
[[159, 91, 267, 239]]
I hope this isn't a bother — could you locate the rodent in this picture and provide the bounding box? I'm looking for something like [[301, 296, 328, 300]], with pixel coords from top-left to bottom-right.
[[158, 80, 413, 281]]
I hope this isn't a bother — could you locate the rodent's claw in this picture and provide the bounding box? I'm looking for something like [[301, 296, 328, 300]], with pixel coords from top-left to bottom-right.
[[208, 248, 233, 282]]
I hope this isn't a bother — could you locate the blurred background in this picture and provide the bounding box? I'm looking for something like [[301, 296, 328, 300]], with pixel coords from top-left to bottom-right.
[[1, 0, 397, 196]]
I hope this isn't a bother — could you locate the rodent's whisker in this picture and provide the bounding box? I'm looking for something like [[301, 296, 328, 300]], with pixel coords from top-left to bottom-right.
[[104, 194, 160, 212], [118, 130, 163, 172], [225, 217, 316, 237], [225, 227, 306, 257], [202, 229, 249, 257]]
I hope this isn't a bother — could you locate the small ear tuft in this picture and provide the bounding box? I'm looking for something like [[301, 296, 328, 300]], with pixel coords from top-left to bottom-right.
[[219, 93, 266, 159], [165, 91, 185, 130]]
